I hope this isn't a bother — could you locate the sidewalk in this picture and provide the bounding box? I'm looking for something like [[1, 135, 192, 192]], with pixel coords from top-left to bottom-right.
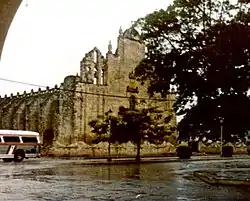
[[66, 155, 250, 166], [194, 170, 250, 187]]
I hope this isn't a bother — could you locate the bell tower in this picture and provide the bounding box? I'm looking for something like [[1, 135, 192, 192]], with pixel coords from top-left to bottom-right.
[[109, 26, 145, 93]]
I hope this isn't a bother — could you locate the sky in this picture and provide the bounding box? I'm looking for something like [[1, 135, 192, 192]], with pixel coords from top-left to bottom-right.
[[0, 0, 172, 97]]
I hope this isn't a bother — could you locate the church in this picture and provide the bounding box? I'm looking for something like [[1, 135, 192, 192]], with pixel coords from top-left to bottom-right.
[[0, 27, 177, 148]]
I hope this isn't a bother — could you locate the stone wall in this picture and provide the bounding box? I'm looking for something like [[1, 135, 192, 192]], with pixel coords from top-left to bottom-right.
[[0, 86, 61, 144], [45, 141, 176, 157], [199, 142, 248, 154], [45, 140, 248, 157]]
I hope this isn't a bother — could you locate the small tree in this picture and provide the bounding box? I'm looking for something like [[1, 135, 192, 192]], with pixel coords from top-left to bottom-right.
[[89, 106, 174, 162], [88, 109, 126, 161]]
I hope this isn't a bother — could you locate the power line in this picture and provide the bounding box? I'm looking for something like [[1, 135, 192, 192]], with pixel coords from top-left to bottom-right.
[[0, 77, 176, 102], [0, 78, 47, 88]]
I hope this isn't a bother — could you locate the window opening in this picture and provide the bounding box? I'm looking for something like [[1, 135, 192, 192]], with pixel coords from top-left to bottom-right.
[[100, 69, 104, 85], [93, 51, 97, 63], [93, 68, 98, 84]]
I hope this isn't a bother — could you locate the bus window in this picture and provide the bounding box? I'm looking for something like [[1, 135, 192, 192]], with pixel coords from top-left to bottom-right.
[[22, 137, 37, 143], [3, 136, 20, 143]]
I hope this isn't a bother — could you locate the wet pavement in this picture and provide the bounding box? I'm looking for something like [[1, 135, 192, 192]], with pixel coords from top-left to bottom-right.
[[0, 157, 250, 200]]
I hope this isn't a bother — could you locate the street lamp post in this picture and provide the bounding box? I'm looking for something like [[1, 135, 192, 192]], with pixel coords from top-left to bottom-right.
[[107, 125, 111, 162], [107, 109, 112, 162], [220, 118, 224, 155]]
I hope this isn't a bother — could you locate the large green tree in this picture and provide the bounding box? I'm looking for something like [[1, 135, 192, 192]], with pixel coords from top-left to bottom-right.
[[134, 0, 250, 142]]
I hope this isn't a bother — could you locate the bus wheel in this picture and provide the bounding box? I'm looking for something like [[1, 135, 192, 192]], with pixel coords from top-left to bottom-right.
[[14, 150, 25, 162], [2, 158, 13, 162]]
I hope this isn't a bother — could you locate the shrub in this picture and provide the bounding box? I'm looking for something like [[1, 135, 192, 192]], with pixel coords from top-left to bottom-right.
[[176, 141, 192, 159], [221, 143, 234, 157], [247, 146, 250, 155], [168, 134, 177, 146], [189, 141, 200, 153]]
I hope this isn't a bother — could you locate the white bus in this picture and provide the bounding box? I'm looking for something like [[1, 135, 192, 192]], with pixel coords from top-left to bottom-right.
[[0, 130, 41, 162]]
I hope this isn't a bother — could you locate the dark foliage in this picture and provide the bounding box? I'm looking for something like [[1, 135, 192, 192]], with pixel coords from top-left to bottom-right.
[[89, 106, 173, 144], [221, 143, 234, 157], [134, 0, 250, 142], [176, 144, 192, 159]]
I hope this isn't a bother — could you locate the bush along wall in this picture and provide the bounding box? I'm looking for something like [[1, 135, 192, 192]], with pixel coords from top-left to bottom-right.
[[221, 142, 234, 157], [247, 146, 250, 155], [176, 141, 192, 159]]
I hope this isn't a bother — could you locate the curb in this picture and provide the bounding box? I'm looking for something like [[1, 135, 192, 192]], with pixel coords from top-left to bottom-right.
[[70, 156, 250, 166]]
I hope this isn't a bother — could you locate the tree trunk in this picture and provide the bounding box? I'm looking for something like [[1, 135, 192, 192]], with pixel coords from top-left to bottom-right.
[[107, 140, 111, 161], [107, 122, 112, 162], [136, 138, 141, 162]]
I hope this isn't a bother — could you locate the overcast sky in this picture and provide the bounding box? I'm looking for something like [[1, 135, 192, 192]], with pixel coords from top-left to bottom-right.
[[0, 0, 172, 97]]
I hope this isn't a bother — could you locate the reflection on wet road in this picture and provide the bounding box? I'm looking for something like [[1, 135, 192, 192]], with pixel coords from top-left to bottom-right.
[[0, 158, 249, 200]]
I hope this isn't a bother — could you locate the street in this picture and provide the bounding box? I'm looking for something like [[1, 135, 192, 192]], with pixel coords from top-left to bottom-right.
[[0, 157, 249, 200]]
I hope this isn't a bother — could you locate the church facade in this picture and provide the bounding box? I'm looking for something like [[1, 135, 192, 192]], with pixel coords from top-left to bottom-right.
[[0, 27, 177, 147]]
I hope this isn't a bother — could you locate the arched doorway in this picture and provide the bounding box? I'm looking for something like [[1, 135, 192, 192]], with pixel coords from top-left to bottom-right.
[[43, 128, 54, 147]]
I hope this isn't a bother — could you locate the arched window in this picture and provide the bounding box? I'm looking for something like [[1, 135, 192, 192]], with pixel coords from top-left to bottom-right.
[[93, 51, 97, 63], [100, 69, 104, 85], [84, 66, 90, 82], [93, 68, 98, 84]]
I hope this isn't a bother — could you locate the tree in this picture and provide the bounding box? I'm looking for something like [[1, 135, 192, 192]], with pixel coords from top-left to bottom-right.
[[89, 106, 174, 161], [177, 95, 250, 142], [88, 109, 126, 160], [134, 0, 250, 141]]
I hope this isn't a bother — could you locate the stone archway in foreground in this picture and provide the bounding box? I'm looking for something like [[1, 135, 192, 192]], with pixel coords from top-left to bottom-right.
[[0, 0, 22, 60]]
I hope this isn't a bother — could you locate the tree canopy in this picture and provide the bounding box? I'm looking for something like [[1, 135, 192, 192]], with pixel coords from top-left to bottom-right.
[[134, 0, 250, 141], [89, 106, 174, 145]]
